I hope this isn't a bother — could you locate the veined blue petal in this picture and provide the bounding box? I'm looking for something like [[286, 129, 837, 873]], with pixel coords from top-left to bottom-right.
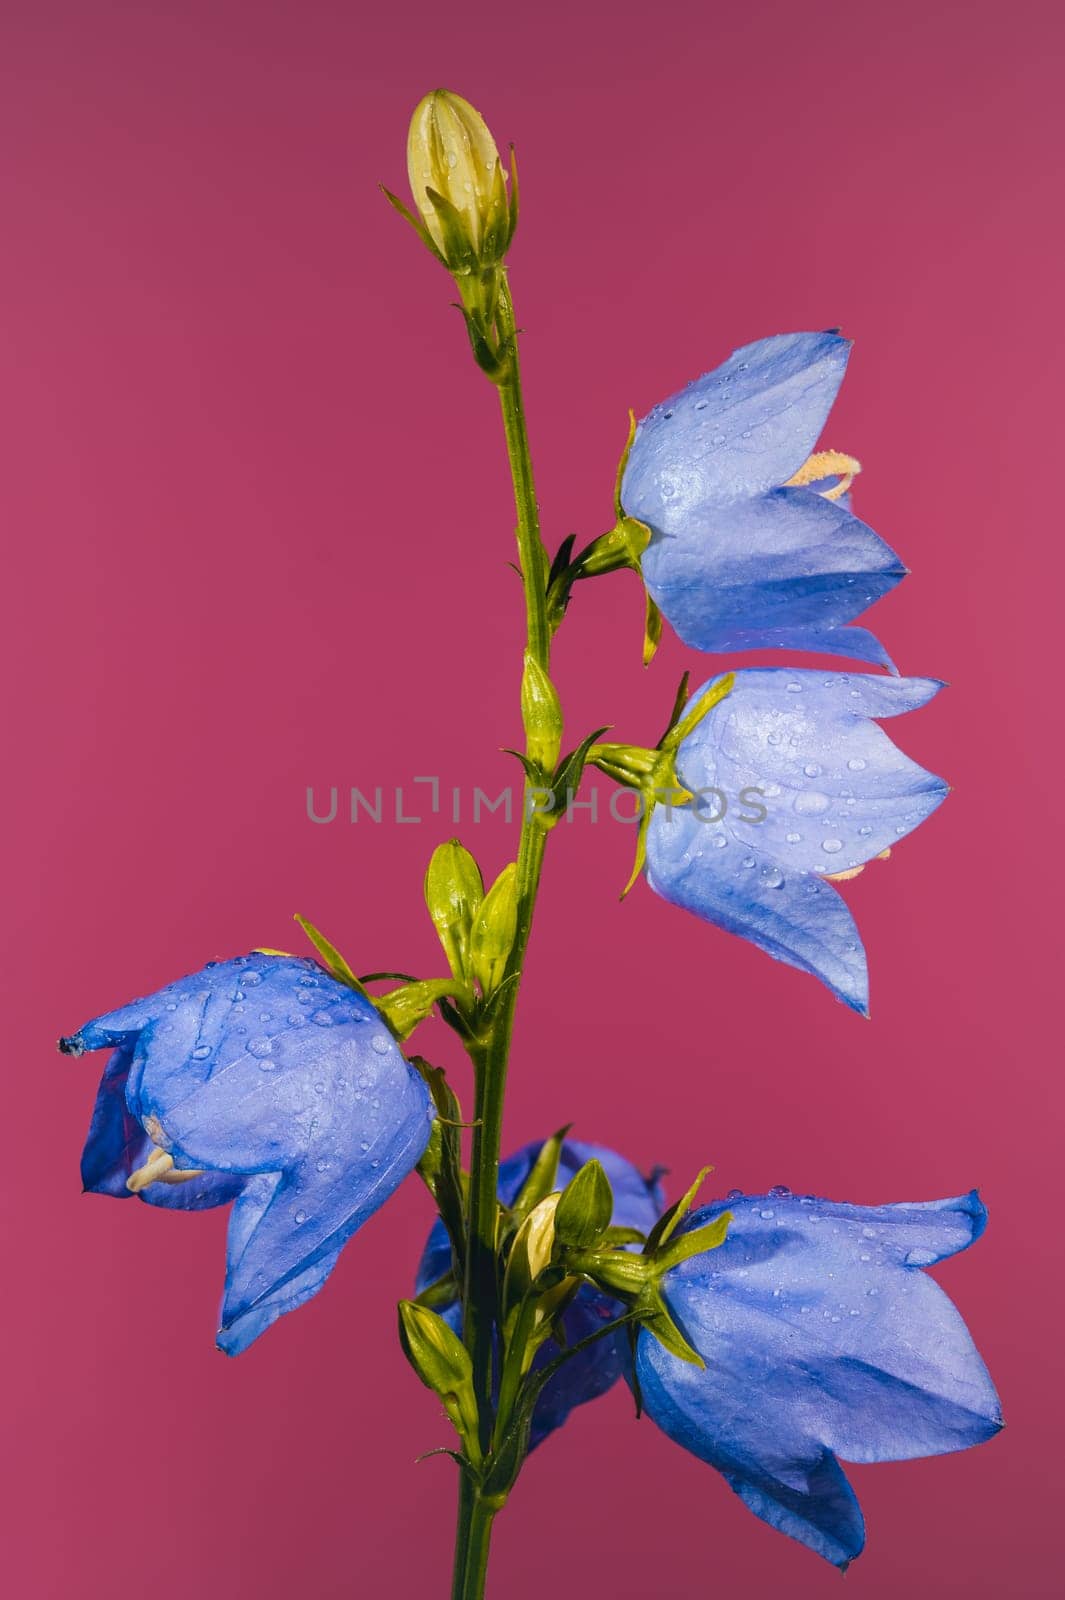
[[673, 670, 949, 875], [639, 488, 904, 659], [646, 806, 870, 1013], [416, 1139, 664, 1445], [79, 1041, 242, 1209], [634, 1191, 1001, 1568], [64, 953, 434, 1351], [622, 333, 851, 512]]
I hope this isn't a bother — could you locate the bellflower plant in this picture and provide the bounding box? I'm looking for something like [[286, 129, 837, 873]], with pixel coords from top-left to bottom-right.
[[61, 90, 1000, 1597]]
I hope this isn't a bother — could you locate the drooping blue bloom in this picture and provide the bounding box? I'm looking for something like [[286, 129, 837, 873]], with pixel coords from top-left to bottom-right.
[[646, 669, 948, 1013], [417, 1138, 664, 1446], [621, 332, 905, 666], [60, 953, 434, 1355], [632, 1189, 1002, 1569]]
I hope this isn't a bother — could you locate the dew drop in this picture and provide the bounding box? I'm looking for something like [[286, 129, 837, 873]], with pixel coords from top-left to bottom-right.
[[762, 867, 784, 889], [821, 838, 844, 854], [370, 1034, 391, 1055], [785, 681, 803, 694], [243, 972, 262, 986], [191, 1045, 211, 1061], [726, 1188, 744, 1200], [859, 825, 873, 836], [904, 1247, 938, 1267], [803, 763, 821, 777], [759, 1208, 775, 1219], [847, 758, 866, 771], [711, 833, 727, 848], [294, 1210, 308, 1225], [247, 1036, 273, 1057], [769, 1184, 791, 1198], [311, 1010, 334, 1027], [742, 856, 755, 869], [794, 790, 830, 816], [785, 831, 802, 844]]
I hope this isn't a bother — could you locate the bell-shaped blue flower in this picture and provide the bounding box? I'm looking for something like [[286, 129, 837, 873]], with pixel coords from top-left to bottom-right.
[[633, 1188, 1002, 1569], [621, 332, 905, 666], [417, 1138, 664, 1446], [646, 669, 948, 1014], [61, 954, 434, 1355]]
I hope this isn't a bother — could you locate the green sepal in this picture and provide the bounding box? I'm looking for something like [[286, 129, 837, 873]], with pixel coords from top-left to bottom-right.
[[658, 1210, 732, 1271], [397, 1301, 482, 1465], [410, 1056, 467, 1273], [469, 862, 518, 996], [376, 978, 470, 1041], [551, 725, 612, 813], [293, 914, 370, 1000], [645, 1165, 713, 1255], [554, 1158, 614, 1249], [600, 1225, 648, 1247], [635, 1287, 705, 1368], [413, 1267, 459, 1310], [380, 184, 446, 265], [509, 1124, 571, 1224], [643, 592, 663, 667]]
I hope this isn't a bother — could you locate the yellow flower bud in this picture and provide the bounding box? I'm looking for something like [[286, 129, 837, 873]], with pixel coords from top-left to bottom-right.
[[406, 90, 515, 270]]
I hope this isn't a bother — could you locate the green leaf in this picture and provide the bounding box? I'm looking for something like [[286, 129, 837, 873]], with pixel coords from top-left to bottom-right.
[[644, 1166, 713, 1254]]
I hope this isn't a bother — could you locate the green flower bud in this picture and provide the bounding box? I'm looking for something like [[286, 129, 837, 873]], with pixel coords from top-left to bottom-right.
[[406, 90, 515, 272]]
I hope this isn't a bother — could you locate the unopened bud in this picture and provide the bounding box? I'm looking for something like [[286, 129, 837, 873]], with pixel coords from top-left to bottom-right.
[[407, 90, 515, 271]]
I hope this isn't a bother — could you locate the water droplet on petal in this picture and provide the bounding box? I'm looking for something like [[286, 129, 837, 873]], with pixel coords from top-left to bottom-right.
[[847, 758, 866, 771], [769, 1184, 791, 1198], [786, 681, 803, 694], [726, 1188, 744, 1200], [759, 1208, 775, 1219], [711, 833, 727, 848], [904, 1246, 938, 1267], [247, 1036, 273, 1057], [795, 791, 830, 816], [311, 1010, 334, 1026], [821, 838, 844, 854], [371, 1034, 392, 1055], [785, 831, 802, 844], [803, 763, 821, 777], [191, 1045, 211, 1061], [762, 867, 784, 889], [294, 1210, 308, 1224]]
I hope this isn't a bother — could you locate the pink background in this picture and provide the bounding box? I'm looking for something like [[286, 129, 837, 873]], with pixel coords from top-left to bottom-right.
[[2, 1, 1060, 1595]]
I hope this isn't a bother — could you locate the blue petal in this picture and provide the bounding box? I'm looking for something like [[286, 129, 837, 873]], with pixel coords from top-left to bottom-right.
[[634, 1191, 1001, 1568], [639, 487, 904, 660], [622, 333, 851, 511], [79, 1041, 242, 1209], [415, 1139, 664, 1445], [646, 805, 870, 1013], [66, 953, 434, 1350], [671, 670, 949, 878]]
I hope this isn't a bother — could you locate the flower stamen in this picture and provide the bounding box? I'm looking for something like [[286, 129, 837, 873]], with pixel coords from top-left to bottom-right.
[[786, 450, 861, 501], [126, 1146, 204, 1192]]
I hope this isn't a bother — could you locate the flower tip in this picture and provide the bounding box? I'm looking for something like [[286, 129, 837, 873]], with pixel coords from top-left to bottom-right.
[[57, 1033, 84, 1057]]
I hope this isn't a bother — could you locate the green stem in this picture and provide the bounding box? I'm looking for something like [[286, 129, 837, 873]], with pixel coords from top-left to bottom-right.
[[452, 269, 552, 1599], [451, 1476, 498, 1600]]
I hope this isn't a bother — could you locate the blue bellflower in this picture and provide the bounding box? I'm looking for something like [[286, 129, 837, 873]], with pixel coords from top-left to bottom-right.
[[621, 332, 905, 667], [60, 954, 434, 1355], [417, 1138, 664, 1446], [632, 1189, 1002, 1569], [646, 669, 948, 1013]]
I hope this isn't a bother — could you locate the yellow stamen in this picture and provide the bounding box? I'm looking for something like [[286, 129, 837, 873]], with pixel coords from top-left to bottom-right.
[[786, 450, 861, 501], [824, 847, 893, 883], [126, 1148, 175, 1192]]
